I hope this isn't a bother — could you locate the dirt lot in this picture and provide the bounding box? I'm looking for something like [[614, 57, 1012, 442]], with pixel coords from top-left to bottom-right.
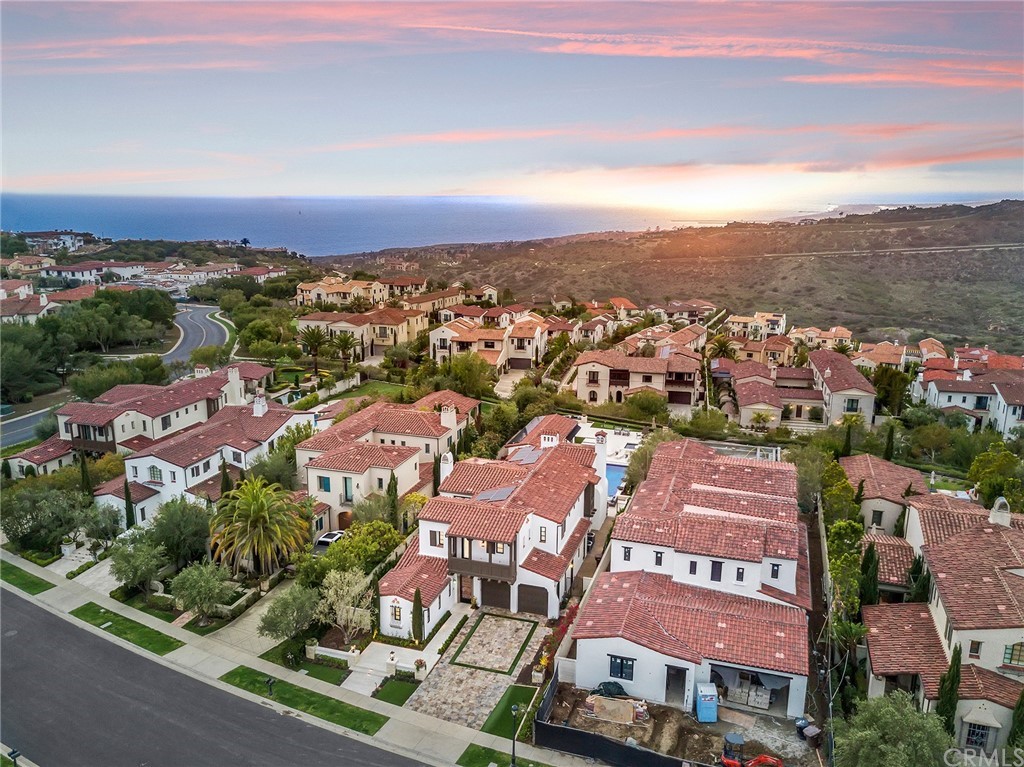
[[549, 684, 810, 766]]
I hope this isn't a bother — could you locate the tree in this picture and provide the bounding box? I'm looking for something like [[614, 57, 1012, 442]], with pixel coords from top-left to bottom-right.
[[841, 423, 853, 457], [351, 493, 393, 525], [833, 341, 853, 357], [873, 366, 912, 416], [80, 452, 93, 493], [911, 423, 951, 464], [1, 459, 10, 480], [386, 471, 399, 528], [170, 561, 233, 626], [298, 325, 330, 377], [412, 588, 424, 644], [624, 429, 681, 490], [247, 450, 298, 490], [271, 421, 318, 464], [907, 555, 931, 602], [828, 519, 865, 617], [220, 460, 233, 496], [34, 410, 59, 441], [258, 584, 320, 640], [68, 362, 143, 401], [968, 441, 1020, 486], [936, 644, 962, 737], [786, 443, 832, 512], [1007, 688, 1024, 750], [296, 520, 404, 587], [314, 568, 372, 645], [123, 477, 136, 529], [110, 534, 168, 596], [150, 497, 211, 566], [432, 453, 441, 496], [705, 334, 738, 361], [84, 504, 123, 551], [860, 542, 880, 608], [210, 476, 307, 576], [189, 344, 231, 369], [750, 410, 774, 432], [883, 423, 895, 460], [833, 691, 953, 767], [121, 315, 156, 349], [330, 332, 358, 372]]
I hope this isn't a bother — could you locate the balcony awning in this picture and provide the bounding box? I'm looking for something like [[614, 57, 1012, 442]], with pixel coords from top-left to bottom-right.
[[962, 706, 1002, 728]]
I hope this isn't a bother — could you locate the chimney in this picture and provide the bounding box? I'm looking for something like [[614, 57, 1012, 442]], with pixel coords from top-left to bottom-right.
[[989, 497, 1011, 527], [39, 293, 48, 306], [594, 430, 608, 479], [824, 367, 832, 379], [194, 365, 210, 378], [540, 433, 559, 450], [440, 405, 457, 432], [440, 451, 454, 486], [252, 389, 267, 418], [225, 366, 244, 405]]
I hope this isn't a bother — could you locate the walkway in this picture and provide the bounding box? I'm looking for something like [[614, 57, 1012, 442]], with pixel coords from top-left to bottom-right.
[[494, 369, 527, 398], [1, 551, 589, 767], [208, 578, 295, 656]]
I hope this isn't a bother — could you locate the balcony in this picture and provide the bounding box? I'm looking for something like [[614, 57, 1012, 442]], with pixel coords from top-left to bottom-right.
[[609, 373, 630, 387], [447, 556, 516, 582], [71, 437, 117, 454]]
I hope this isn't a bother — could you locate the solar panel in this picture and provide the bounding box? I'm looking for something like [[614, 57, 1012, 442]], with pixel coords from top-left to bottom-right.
[[476, 485, 515, 502], [508, 446, 542, 465]]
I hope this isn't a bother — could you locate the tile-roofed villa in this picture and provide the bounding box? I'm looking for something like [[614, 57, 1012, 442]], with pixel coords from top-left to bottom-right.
[[840, 454, 927, 533]]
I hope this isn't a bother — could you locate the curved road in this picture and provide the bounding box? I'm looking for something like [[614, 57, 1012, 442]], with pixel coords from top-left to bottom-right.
[[0, 304, 230, 447], [0, 589, 426, 767]]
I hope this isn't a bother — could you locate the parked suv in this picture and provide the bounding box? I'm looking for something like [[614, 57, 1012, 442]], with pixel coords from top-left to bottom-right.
[[312, 530, 345, 555]]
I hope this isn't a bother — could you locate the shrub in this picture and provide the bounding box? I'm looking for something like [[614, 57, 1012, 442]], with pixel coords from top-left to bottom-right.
[[438, 614, 469, 655], [66, 560, 98, 579], [291, 392, 320, 411]]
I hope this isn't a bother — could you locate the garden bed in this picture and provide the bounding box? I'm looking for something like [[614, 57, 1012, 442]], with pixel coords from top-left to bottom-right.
[[260, 637, 350, 685]]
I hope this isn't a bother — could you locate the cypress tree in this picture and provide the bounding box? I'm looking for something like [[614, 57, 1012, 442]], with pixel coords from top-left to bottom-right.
[[841, 424, 853, 457], [883, 423, 895, 460], [936, 644, 962, 737], [860, 542, 879, 608], [387, 471, 399, 528], [853, 479, 865, 506], [432, 454, 441, 496], [1, 459, 10, 480], [24, 465, 36, 478], [123, 477, 136, 529], [1007, 688, 1024, 749], [220, 460, 232, 496], [80, 453, 93, 493], [893, 507, 907, 538], [412, 587, 423, 645]]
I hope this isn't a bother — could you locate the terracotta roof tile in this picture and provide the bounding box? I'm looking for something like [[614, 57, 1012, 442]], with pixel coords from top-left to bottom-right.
[[94, 474, 160, 503], [186, 464, 241, 503], [840, 454, 927, 506], [521, 518, 590, 581], [574, 349, 668, 375], [862, 533, 915, 586], [863, 603, 948, 698], [809, 349, 875, 394], [10, 434, 74, 465], [736, 381, 783, 409], [379, 538, 451, 603], [909, 494, 1020, 547], [439, 459, 529, 496], [958, 664, 1024, 708], [306, 441, 418, 473]]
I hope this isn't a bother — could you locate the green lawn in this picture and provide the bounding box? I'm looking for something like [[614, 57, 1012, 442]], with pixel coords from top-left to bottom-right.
[[1, 754, 16, 767], [123, 591, 177, 622], [219, 666, 387, 735], [332, 381, 405, 400], [259, 641, 349, 685], [69, 602, 184, 656], [481, 685, 537, 737], [1, 438, 42, 458], [375, 678, 418, 706], [183, 616, 229, 635], [0, 560, 56, 595], [456, 744, 555, 767]]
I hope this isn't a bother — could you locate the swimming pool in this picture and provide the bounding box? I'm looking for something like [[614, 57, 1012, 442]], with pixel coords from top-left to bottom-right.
[[606, 463, 627, 491]]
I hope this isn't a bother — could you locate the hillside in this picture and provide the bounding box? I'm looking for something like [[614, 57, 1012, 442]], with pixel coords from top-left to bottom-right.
[[325, 201, 1024, 353]]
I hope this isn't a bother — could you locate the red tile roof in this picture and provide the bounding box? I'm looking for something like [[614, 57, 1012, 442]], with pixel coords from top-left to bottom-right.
[[909, 494, 1020, 547], [959, 664, 1024, 708], [736, 381, 783, 409], [609, 297, 638, 310], [0, 294, 50, 317], [840, 454, 927, 506], [439, 459, 529, 496], [924, 523, 1024, 630], [93, 474, 160, 503], [186, 464, 242, 503], [378, 538, 451, 603], [506, 414, 580, 449], [306, 441, 418, 473], [574, 349, 668, 375], [289, 490, 331, 518], [46, 285, 99, 302], [862, 603, 948, 698], [444, 303, 487, 318], [420, 497, 524, 543], [521, 518, 590, 581], [777, 387, 823, 402], [734, 361, 773, 381], [993, 380, 1024, 406], [809, 349, 875, 394], [862, 533, 915, 586], [575, 571, 808, 675], [11, 434, 74, 465], [301, 398, 465, 445], [412, 389, 480, 415]]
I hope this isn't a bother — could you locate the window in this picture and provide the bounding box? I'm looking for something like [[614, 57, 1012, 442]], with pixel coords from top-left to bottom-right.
[[589, 391, 598, 402], [148, 466, 163, 483], [161, 415, 171, 430], [190, 466, 201, 478], [401, 441, 406, 446], [377, 326, 389, 338], [871, 510, 883, 527], [429, 530, 444, 548], [315, 516, 324, 532], [711, 561, 723, 582], [64, 422, 71, 434], [969, 641, 982, 659], [964, 723, 991, 751], [770, 563, 781, 579], [844, 398, 860, 413], [608, 655, 634, 681], [438, 338, 448, 349], [622, 546, 631, 561], [390, 605, 402, 625], [495, 543, 505, 554], [317, 476, 331, 492], [132, 466, 138, 478], [170, 471, 176, 482], [202, 459, 211, 472], [587, 371, 599, 385], [539, 527, 547, 543], [424, 444, 430, 454], [483, 341, 495, 349], [1004, 642, 1024, 666], [736, 567, 745, 582], [232, 451, 242, 463], [138, 507, 146, 522], [944, 619, 953, 646], [689, 560, 698, 575], [641, 374, 653, 384], [377, 478, 384, 490]]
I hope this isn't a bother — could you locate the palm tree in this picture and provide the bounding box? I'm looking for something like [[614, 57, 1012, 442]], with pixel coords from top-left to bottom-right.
[[298, 325, 330, 377], [833, 341, 853, 357], [210, 476, 307, 577], [715, 381, 738, 412], [793, 339, 810, 367], [347, 295, 372, 313], [750, 411, 774, 432], [330, 332, 358, 373], [706, 334, 738, 361]]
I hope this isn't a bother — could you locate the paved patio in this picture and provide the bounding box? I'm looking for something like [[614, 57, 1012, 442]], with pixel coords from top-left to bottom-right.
[[405, 611, 547, 729], [494, 370, 527, 399]]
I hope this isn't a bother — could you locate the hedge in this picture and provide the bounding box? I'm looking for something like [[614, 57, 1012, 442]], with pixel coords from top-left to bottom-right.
[[438, 614, 470, 655], [66, 560, 98, 579]]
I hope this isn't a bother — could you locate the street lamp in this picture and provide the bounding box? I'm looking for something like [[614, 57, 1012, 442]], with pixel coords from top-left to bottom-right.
[[510, 704, 519, 767]]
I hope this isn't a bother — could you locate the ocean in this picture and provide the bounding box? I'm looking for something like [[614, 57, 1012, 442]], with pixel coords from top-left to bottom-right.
[[0, 193, 691, 258]]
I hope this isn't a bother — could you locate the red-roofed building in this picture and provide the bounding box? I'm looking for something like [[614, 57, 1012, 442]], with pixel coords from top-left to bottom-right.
[[840, 454, 927, 533], [7, 433, 75, 477], [573, 348, 701, 415], [808, 349, 876, 423]]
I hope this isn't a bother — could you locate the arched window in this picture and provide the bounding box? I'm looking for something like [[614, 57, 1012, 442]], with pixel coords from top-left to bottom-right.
[[589, 391, 598, 403]]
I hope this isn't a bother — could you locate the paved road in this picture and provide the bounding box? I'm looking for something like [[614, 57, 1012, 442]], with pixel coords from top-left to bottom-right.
[[0, 589, 427, 767], [163, 303, 229, 364], [0, 304, 230, 447]]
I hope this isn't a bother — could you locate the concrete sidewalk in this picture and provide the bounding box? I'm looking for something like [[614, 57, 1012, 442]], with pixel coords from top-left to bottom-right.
[[1, 550, 588, 767]]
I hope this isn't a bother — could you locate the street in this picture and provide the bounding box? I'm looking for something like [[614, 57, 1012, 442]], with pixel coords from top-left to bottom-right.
[[0, 304, 229, 448], [0, 589, 427, 767]]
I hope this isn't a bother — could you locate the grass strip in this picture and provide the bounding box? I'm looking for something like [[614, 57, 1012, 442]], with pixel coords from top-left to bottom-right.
[[123, 592, 177, 623], [219, 666, 387, 735], [0, 559, 56, 595], [259, 641, 349, 685], [456, 744, 555, 767], [70, 602, 184, 656], [481, 685, 538, 737], [374, 679, 418, 707], [1, 438, 43, 458]]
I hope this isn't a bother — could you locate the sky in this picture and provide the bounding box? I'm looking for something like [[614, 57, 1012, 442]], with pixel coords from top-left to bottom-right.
[[2, 1, 1022, 216]]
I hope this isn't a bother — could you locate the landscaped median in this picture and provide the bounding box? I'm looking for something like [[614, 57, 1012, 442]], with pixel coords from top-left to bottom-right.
[[0, 559, 56, 595], [69, 602, 185, 656], [219, 666, 388, 735], [456, 744, 555, 767]]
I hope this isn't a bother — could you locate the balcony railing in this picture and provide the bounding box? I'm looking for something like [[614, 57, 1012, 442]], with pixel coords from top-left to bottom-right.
[[71, 437, 117, 453], [447, 556, 516, 582]]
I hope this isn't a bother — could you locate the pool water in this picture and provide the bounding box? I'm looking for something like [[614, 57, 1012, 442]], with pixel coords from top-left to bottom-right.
[[606, 463, 627, 491]]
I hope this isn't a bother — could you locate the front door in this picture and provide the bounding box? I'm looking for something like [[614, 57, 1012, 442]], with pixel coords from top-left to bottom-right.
[[795, 405, 803, 418], [459, 575, 473, 603], [665, 666, 687, 706]]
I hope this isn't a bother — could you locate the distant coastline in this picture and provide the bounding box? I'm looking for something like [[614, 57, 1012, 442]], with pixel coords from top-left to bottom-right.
[[1, 193, 1011, 258]]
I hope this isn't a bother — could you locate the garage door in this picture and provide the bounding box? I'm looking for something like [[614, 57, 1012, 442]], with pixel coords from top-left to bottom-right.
[[509, 357, 532, 370], [480, 580, 511, 610], [517, 585, 548, 616], [668, 390, 692, 404]]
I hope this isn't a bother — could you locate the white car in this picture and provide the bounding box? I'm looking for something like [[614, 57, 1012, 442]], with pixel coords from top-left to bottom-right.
[[313, 530, 345, 555]]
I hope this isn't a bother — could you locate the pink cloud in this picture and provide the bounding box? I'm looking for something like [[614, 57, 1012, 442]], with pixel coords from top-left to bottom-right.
[[786, 70, 1021, 90]]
